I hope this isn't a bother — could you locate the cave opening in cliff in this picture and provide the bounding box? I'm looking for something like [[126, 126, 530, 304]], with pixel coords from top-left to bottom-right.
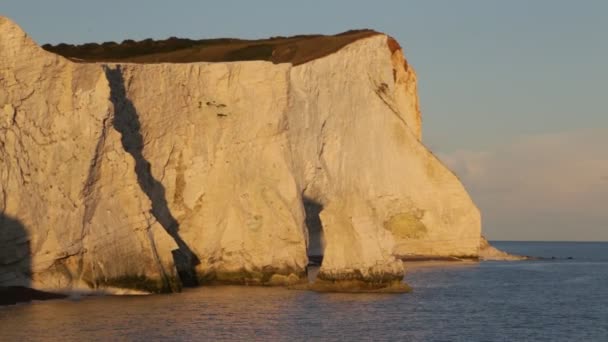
[[303, 197, 325, 271]]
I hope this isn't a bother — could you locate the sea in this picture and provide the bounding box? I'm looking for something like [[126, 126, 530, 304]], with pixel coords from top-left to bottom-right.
[[0, 241, 606, 341]]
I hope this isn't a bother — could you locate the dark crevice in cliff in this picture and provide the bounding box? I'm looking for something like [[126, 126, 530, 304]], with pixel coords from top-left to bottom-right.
[[81, 110, 113, 239], [104, 65, 200, 289], [303, 196, 325, 269], [370, 75, 408, 128]]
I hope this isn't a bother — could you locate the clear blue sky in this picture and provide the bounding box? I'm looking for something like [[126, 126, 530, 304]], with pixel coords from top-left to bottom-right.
[[2, 1, 607, 240]]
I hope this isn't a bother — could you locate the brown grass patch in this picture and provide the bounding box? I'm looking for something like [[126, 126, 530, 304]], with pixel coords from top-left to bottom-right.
[[42, 29, 382, 65]]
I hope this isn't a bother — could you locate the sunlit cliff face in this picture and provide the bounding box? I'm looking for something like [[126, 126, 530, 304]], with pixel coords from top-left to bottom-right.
[[1, 16, 480, 293]]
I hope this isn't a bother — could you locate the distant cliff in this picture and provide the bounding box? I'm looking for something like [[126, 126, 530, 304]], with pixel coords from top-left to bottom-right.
[[0, 16, 480, 293]]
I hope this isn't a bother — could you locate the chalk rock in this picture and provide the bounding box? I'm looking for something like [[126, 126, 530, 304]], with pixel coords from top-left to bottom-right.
[[478, 237, 528, 261], [286, 36, 480, 285], [0, 17, 180, 292], [0, 16, 481, 292]]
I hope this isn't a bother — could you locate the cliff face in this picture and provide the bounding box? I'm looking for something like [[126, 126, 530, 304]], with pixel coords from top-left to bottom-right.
[[0, 17, 481, 292], [478, 237, 528, 261]]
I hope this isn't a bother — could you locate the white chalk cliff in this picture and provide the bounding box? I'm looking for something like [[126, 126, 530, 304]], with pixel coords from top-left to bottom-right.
[[0, 17, 481, 292]]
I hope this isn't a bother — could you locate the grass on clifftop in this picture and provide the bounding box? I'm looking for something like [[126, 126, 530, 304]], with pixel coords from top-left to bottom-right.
[[42, 29, 380, 65]]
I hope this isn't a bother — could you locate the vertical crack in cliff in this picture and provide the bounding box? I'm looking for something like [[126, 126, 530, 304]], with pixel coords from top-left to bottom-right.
[[144, 215, 172, 291], [81, 109, 113, 238], [0, 186, 6, 214], [104, 65, 200, 288], [368, 74, 408, 128]]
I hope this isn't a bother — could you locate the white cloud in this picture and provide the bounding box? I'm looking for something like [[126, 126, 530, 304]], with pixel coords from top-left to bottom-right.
[[438, 129, 608, 241]]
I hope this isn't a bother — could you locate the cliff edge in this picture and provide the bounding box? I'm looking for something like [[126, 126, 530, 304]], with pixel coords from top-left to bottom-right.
[[1, 16, 480, 293]]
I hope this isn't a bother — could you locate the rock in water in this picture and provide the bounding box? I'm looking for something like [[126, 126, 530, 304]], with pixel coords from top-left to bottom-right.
[[478, 237, 529, 261], [0, 16, 481, 292]]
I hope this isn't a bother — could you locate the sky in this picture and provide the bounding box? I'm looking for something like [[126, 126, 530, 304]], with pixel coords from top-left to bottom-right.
[[1, 0, 606, 241]]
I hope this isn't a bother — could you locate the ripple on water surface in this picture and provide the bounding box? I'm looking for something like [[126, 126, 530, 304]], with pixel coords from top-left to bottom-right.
[[0, 242, 607, 341]]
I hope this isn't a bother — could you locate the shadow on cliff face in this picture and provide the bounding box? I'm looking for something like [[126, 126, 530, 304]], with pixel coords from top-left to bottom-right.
[[0, 214, 30, 288], [0, 214, 66, 305], [104, 65, 200, 288], [303, 197, 325, 267]]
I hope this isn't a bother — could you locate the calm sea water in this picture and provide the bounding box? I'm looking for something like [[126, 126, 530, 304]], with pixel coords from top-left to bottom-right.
[[1, 242, 607, 341]]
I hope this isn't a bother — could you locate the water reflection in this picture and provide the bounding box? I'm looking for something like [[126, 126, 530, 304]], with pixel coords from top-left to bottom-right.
[[0, 284, 404, 341], [1, 244, 607, 341]]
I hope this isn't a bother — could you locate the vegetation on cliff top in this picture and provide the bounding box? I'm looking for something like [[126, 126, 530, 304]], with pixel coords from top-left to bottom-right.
[[42, 29, 381, 65]]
